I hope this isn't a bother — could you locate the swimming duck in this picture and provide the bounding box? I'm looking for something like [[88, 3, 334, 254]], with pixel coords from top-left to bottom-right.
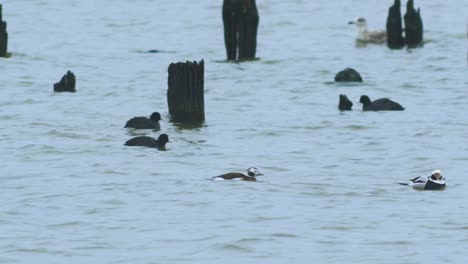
[[359, 95, 405, 111], [212, 167, 263, 182], [124, 134, 169, 149], [400, 169, 446, 190], [125, 112, 161, 129], [348, 17, 387, 44]]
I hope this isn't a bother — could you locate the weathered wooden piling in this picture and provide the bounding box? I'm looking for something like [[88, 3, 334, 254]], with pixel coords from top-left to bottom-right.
[[386, 0, 405, 49], [404, 0, 423, 48], [0, 4, 8, 57], [54, 71, 76, 92], [167, 60, 205, 123], [222, 0, 259, 61], [338, 94, 353, 111]]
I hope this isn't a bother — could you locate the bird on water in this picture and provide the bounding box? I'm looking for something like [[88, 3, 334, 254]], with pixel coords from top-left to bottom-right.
[[349, 17, 387, 44], [124, 112, 161, 129], [124, 134, 169, 149], [211, 167, 264, 182]]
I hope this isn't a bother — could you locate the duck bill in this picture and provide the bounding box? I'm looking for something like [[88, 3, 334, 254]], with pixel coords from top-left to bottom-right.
[[348, 21, 355, 25]]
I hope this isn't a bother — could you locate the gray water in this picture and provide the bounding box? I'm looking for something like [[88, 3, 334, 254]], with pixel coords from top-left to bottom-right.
[[1, 0, 467, 263]]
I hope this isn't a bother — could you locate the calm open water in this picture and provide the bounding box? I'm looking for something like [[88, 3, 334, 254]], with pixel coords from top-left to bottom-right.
[[1, 0, 467, 263]]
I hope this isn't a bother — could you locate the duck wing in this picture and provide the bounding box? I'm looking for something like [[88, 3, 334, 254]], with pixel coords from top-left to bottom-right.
[[372, 98, 405, 111], [214, 173, 246, 180], [124, 136, 158, 148], [367, 30, 387, 43], [125, 117, 159, 129]]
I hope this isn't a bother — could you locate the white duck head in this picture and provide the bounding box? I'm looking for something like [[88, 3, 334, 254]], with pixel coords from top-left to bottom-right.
[[430, 169, 444, 181], [245, 167, 263, 178]]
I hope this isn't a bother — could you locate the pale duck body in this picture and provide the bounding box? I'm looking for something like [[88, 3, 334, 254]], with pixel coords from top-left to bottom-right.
[[407, 170, 446, 190], [212, 167, 263, 182]]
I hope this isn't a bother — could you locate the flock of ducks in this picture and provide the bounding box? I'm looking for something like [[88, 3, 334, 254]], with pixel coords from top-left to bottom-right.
[[342, 16, 445, 190], [123, 112, 169, 150], [119, 10, 445, 189], [122, 110, 445, 189], [339, 95, 405, 111]]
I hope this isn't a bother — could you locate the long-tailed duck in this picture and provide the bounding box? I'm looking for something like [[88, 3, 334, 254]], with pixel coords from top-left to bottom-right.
[[212, 167, 263, 182], [125, 112, 161, 129], [401, 169, 446, 190]]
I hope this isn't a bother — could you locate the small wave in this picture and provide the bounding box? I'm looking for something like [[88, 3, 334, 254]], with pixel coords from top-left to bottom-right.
[[218, 243, 252, 252], [269, 233, 298, 238]]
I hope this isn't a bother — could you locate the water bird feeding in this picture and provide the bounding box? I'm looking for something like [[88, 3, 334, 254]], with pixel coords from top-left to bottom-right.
[[359, 95, 405, 111], [124, 134, 169, 150], [212, 167, 263, 182], [399, 170, 446, 190], [348, 17, 387, 44], [124, 112, 161, 129]]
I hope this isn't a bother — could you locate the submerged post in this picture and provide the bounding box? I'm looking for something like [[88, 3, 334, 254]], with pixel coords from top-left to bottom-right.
[[222, 0, 259, 61], [0, 4, 8, 57], [167, 60, 205, 123], [54, 71, 76, 92], [404, 0, 423, 48], [386, 0, 405, 49]]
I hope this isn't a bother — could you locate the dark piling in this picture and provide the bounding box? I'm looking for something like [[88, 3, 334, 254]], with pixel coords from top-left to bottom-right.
[[338, 94, 353, 111], [386, 0, 405, 49], [222, 0, 259, 61], [0, 4, 8, 57], [167, 60, 205, 123], [54, 71, 76, 92], [335, 68, 363, 82], [404, 0, 423, 48]]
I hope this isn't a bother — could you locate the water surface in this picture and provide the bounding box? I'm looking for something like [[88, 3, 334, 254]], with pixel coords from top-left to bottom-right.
[[1, 0, 467, 263]]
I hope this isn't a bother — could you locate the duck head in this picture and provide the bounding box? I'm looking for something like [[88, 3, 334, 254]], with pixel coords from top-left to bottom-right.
[[246, 167, 263, 178], [359, 95, 372, 106], [157, 134, 170, 146], [430, 169, 444, 181], [150, 112, 162, 122]]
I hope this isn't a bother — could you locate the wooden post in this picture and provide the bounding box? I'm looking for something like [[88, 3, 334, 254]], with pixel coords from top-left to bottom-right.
[[386, 0, 405, 49], [404, 0, 423, 48], [167, 60, 205, 123], [222, 0, 259, 61], [54, 71, 76, 92], [0, 4, 8, 57]]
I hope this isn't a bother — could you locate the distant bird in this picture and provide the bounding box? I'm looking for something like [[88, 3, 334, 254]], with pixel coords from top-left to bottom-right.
[[338, 94, 353, 111], [399, 169, 446, 190], [125, 112, 161, 129], [349, 17, 387, 44], [335, 68, 363, 82], [124, 134, 169, 149], [211, 167, 263, 182], [359, 95, 405, 111]]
